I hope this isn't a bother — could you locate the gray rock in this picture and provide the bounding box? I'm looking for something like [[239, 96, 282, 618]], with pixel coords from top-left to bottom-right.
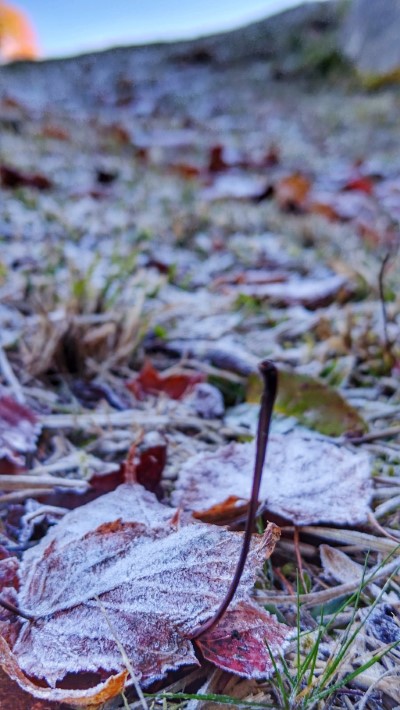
[[341, 0, 400, 79]]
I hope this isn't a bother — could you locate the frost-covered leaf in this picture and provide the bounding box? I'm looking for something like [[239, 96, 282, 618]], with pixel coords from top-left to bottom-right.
[[201, 174, 267, 201], [0, 484, 289, 704], [172, 434, 372, 526], [247, 370, 367, 436], [320, 544, 366, 584], [0, 397, 41, 469], [236, 274, 349, 309]]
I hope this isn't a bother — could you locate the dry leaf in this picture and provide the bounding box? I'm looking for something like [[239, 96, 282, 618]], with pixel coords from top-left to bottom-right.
[[0, 397, 41, 470], [0, 165, 52, 190], [275, 173, 311, 211], [235, 274, 348, 309], [0, 484, 290, 704], [127, 360, 205, 400], [320, 544, 366, 585], [172, 434, 372, 526]]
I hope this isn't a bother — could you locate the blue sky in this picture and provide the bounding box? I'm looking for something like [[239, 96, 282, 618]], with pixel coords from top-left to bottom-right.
[[16, 1, 319, 58]]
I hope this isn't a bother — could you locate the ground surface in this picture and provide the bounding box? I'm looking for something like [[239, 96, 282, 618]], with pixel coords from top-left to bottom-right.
[[0, 4, 400, 708]]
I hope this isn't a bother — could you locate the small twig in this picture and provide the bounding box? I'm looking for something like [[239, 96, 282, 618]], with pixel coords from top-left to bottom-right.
[[357, 669, 396, 710], [0, 474, 88, 491], [367, 512, 400, 542], [293, 527, 307, 591], [0, 488, 54, 504], [345, 425, 400, 445], [378, 251, 392, 354], [40, 410, 249, 439], [191, 359, 277, 639], [374, 494, 400, 519], [95, 595, 148, 710], [274, 567, 295, 594]]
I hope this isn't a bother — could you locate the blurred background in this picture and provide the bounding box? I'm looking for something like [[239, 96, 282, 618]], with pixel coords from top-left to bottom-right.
[[0, 0, 324, 61]]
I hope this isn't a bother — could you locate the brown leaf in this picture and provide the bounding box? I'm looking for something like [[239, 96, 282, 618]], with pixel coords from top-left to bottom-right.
[[0, 397, 41, 471], [0, 667, 70, 710], [172, 435, 372, 526], [0, 484, 289, 704], [208, 145, 228, 173], [0, 165, 52, 190], [0, 639, 127, 707]]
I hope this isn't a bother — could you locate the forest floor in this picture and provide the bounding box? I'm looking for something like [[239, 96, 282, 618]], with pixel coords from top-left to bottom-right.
[[1, 4, 400, 708]]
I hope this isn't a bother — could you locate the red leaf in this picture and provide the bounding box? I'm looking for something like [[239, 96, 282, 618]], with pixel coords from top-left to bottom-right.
[[127, 360, 205, 400], [343, 176, 374, 195], [197, 601, 291, 678], [121, 433, 166, 491]]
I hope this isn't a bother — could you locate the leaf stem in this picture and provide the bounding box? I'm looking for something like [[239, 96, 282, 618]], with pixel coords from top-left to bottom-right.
[[0, 597, 34, 622], [191, 360, 277, 639]]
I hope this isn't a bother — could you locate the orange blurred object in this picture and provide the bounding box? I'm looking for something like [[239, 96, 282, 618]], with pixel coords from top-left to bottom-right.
[[0, 1, 38, 61]]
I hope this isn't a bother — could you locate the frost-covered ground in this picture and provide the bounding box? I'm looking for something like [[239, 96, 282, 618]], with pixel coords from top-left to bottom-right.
[[0, 2, 400, 707]]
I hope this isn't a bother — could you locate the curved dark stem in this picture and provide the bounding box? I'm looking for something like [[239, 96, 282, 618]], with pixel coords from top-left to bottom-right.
[[0, 597, 34, 622], [191, 360, 278, 640]]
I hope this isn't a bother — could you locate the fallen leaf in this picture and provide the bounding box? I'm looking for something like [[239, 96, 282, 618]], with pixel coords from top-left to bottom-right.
[[172, 434, 372, 526], [275, 173, 311, 211], [247, 369, 366, 437], [0, 484, 290, 704], [236, 274, 349, 309], [201, 174, 268, 201], [0, 165, 52, 190], [366, 604, 400, 645], [197, 601, 289, 678], [0, 667, 71, 710], [127, 360, 205, 400], [121, 432, 167, 491], [208, 145, 228, 173], [0, 397, 41, 470], [41, 126, 69, 142], [343, 175, 374, 194]]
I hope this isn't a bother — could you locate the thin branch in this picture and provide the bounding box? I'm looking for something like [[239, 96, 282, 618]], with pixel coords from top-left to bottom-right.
[[191, 359, 277, 639]]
